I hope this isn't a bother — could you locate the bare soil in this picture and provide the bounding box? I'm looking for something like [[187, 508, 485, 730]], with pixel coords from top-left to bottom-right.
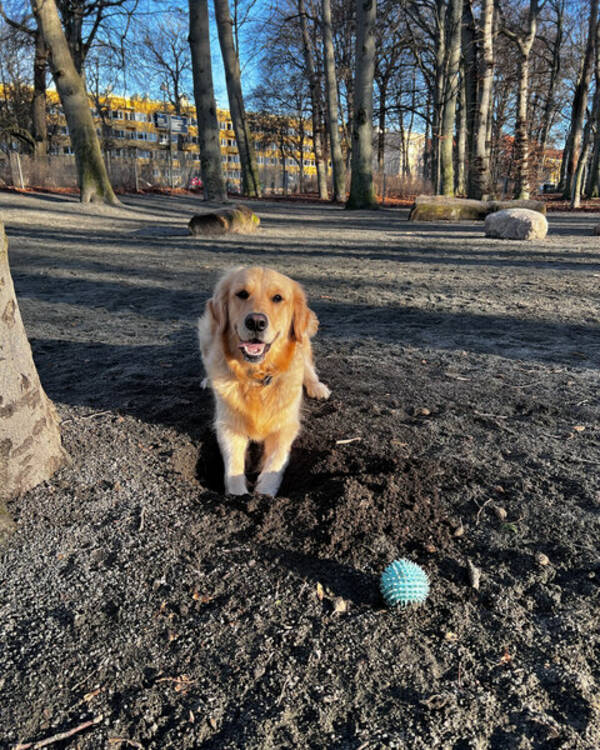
[[1, 192, 599, 750]]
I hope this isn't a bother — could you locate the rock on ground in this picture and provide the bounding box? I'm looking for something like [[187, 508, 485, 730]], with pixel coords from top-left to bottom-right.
[[485, 207, 549, 240]]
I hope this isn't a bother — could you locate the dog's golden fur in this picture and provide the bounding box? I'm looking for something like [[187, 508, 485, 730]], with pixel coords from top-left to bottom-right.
[[198, 266, 330, 497]]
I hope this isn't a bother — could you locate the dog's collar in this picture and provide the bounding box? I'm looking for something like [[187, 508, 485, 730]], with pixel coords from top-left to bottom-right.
[[260, 374, 273, 386]]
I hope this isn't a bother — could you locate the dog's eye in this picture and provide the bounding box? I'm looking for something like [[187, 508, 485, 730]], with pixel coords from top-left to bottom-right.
[[236, 290, 249, 300], [272, 294, 283, 303]]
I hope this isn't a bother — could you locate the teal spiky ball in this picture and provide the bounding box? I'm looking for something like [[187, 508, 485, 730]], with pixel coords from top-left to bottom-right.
[[380, 559, 430, 608]]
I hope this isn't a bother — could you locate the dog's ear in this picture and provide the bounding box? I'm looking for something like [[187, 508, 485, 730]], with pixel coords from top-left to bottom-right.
[[290, 283, 316, 344], [207, 277, 229, 334]]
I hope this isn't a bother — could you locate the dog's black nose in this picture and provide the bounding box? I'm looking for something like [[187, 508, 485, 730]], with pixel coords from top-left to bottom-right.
[[245, 313, 268, 333]]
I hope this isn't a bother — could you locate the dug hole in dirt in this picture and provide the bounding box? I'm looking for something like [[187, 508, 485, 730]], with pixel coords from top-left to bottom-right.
[[0, 192, 599, 749]]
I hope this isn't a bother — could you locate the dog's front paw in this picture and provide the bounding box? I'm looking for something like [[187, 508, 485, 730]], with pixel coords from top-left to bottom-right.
[[305, 380, 331, 400], [255, 470, 283, 498], [225, 475, 249, 496]]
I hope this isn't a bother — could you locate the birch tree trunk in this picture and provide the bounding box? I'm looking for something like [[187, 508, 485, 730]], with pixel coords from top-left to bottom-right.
[[0, 222, 67, 543], [561, 0, 597, 198], [32, 28, 49, 159], [213, 0, 261, 197], [346, 0, 377, 209], [31, 0, 118, 204], [298, 0, 328, 200], [322, 0, 346, 201], [440, 0, 463, 195], [188, 0, 227, 202], [469, 0, 494, 199]]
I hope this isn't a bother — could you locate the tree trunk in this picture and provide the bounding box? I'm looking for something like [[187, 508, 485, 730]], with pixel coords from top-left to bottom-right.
[[346, 0, 377, 209], [32, 28, 49, 159], [514, 49, 532, 199], [298, 0, 328, 200], [322, 0, 346, 201], [537, 0, 564, 176], [214, 0, 261, 198], [469, 0, 494, 199], [456, 66, 467, 195], [462, 0, 477, 191], [31, 0, 119, 205], [0, 222, 67, 543], [571, 117, 592, 208], [561, 0, 597, 198], [188, 0, 227, 202], [431, 0, 447, 194], [440, 0, 463, 195], [585, 14, 600, 197]]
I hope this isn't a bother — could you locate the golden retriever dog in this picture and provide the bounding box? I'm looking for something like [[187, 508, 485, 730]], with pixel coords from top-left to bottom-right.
[[198, 266, 331, 497]]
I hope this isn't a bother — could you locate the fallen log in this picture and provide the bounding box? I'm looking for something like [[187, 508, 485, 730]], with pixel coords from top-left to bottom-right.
[[188, 204, 260, 236], [408, 195, 546, 222]]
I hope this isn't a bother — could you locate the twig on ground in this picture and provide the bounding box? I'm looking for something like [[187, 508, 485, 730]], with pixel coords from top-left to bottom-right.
[[138, 506, 146, 532], [61, 410, 112, 425], [276, 674, 292, 706], [108, 738, 144, 749], [335, 437, 361, 445], [14, 715, 103, 749], [475, 498, 493, 525]]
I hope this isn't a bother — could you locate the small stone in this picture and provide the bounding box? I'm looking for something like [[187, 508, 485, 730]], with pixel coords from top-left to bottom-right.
[[535, 552, 550, 567], [492, 504, 507, 521]]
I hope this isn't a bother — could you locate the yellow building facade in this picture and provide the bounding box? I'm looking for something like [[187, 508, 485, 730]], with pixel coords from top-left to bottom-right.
[[44, 90, 320, 191]]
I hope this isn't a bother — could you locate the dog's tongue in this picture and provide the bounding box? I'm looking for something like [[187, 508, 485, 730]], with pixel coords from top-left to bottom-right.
[[241, 342, 265, 356]]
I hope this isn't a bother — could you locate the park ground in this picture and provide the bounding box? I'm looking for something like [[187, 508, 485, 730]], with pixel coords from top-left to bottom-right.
[[0, 192, 599, 749]]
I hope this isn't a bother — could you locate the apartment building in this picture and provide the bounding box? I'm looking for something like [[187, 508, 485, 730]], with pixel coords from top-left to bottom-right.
[[45, 90, 320, 191]]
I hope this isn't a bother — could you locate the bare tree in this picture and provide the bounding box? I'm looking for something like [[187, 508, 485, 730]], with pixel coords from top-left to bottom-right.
[[346, 0, 377, 209], [500, 0, 546, 200], [188, 0, 227, 201], [298, 0, 328, 199], [31, 0, 119, 203], [469, 0, 494, 199], [214, 0, 261, 197], [559, 0, 597, 197], [0, 221, 67, 543], [322, 0, 345, 200], [440, 0, 463, 195]]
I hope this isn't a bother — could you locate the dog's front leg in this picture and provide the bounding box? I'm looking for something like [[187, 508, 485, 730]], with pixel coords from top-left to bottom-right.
[[217, 425, 249, 496], [255, 422, 300, 497]]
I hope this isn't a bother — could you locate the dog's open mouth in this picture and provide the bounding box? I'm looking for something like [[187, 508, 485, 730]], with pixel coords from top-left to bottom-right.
[[238, 339, 271, 363]]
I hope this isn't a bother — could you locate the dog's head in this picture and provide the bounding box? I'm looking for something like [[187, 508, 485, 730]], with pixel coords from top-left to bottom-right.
[[207, 266, 318, 365]]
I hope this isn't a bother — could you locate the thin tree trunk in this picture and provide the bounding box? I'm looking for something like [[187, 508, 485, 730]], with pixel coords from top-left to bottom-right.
[[377, 79, 387, 173], [537, 0, 564, 182], [322, 0, 346, 201], [0, 222, 67, 542], [571, 117, 592, 208], [462, 0, 477, 192], [31, 0, 118, 204], [188, 0, 227, 202], [32, 28, 48, 159], [585, 13, 600, 197], [346, 0, 377, 209], [214, 0, 261, 197], [469, 0, 494, 199], [298, 0, 328, 200], [561, 0, 597, 197], [456, 65, 467, 195], [432, 0, 447, 194], [440, 0, 463, 195]]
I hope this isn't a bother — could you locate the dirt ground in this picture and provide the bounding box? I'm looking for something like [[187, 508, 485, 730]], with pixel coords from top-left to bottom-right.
[[1, 192, 599, 750]]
